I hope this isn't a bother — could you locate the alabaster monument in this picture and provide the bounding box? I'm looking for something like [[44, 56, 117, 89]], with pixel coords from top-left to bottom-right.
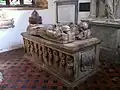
[[27, 10, 92, 44], [90, 0, 120, 19], [21, 6, 101, 88], [87, 0, 120, 64]]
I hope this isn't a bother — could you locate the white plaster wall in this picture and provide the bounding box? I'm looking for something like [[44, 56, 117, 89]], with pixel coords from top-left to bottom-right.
[[0, 0, 91, 53], [0, 0, 55, 53]]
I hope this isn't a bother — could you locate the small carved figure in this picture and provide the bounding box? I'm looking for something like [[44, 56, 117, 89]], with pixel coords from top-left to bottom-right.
[[66, 56, 74, 76], [48, 48, 53, 65], [26, 40, 31, 55], [42, 46, 48, 64], [39, 45, 43, 63], [23, 38, 27, 53], [30, 41, 34, 56], [34, 43, 39, 61], [34, 43, 38, 55], [91, 56, 95, 69], [53, 50, 59, 69], [59, 53, 66, 72]]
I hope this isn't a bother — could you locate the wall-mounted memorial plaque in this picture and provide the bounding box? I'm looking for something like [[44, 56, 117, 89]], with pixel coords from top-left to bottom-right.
[[55, 0, 78, 24], [58, 4, 75, 23], [0, 10, 14, 29]]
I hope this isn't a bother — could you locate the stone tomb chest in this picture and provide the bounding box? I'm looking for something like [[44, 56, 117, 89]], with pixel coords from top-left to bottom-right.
[[21, 32, 101, 88]]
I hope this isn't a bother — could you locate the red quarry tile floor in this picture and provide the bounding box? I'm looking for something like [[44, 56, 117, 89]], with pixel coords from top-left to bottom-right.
[[0, 48, 120, 90]]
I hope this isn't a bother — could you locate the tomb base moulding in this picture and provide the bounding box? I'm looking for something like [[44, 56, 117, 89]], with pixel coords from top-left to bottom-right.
[[21, 32, 101, 88]]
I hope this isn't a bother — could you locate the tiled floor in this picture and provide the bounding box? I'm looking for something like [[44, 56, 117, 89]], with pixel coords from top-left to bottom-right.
[[0, 48, 120, 90]]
